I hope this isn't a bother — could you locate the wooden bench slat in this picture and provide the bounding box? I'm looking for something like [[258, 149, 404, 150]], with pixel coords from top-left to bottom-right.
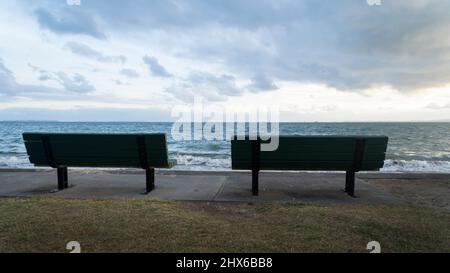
[[25, 142, 167, 156], [23, 133, 167, 140], [29, 155, 169, 164], [233, 136, 388, 145], [231, 135, 388, 196], [232, 151, 387, 162], [232, 140, 387, 153], [231, 145, 388, 155], [23, 133, 173, 169], [232, 160, 384, 171]]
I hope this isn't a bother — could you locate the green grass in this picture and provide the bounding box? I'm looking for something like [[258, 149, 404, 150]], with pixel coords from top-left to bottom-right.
[[0, 197, 449, 253]]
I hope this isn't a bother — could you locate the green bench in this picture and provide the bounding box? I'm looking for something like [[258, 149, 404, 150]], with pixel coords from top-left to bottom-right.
[[23, 133, 176, 194], [231, 136, 388, 197]]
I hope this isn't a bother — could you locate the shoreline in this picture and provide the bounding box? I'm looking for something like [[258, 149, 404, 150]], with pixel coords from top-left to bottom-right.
[[2, 158, 450, 174], [1, 167, 450, 177]]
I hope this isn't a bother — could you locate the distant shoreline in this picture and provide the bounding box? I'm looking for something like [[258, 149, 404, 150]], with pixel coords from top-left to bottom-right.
[[1, 120, 450, 123], [1, 168, 450, 177]]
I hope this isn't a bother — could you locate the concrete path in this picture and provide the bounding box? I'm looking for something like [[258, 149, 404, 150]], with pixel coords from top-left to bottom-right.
[[0, 168, 424, 204]]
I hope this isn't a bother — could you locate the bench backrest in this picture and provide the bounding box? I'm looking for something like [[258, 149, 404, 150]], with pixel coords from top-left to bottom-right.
[[23, 133, 171, 168], [231, 136, 388, 171]]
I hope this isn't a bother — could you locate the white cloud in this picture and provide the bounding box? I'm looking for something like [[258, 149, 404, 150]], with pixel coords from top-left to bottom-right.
[[34, 7, 106, 39], [119, 68, 139, 78], [1, 0, 450, 121], [143, 55, 172, 77], [56, 72, 95, 93], [28, 64, 95, 93], [65, 41, 126, 64], [426, 102, 450, 110]]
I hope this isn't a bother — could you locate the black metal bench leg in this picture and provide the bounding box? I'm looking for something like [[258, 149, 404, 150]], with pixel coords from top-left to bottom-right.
[[63, 167, 69, 189], [252, 169, 259, 196], [144, 167, 155, 194], [57, 167, 65, 191], [345, 170, 355, 197], [251, 139, 261, 196]]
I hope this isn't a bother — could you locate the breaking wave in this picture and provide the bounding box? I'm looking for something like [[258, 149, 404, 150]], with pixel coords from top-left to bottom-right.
[[381, 159, 450, 173]]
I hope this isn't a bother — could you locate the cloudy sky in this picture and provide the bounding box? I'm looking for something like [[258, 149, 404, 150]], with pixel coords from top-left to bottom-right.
[[1, 0, 450, 121]]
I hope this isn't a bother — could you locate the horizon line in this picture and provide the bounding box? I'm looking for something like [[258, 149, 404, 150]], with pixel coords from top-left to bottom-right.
[[1, 120, 450, 123]]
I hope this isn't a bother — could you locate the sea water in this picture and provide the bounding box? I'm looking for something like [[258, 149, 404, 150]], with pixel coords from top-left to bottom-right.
[[1, 121, 449, 172]]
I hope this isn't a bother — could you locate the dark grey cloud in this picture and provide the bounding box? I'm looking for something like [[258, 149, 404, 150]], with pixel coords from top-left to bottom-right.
[[28, 1, 450, 93], [29, 64, 54, 82], [143, 56, 172, 77], [29, 64, 95, 94], [1, 60, 64, 99], [248, 74, 278, 92], [119, 68, 139, 78], [0, 61, 16, 95], [56, 72, 95, 93], [65, 42, 126, 64], [34, 8, 106, 39], [64, 0, 308, 31], [166, 71, 243, 102], [187, 72, 242, 96], [103, 1, 450, 91]]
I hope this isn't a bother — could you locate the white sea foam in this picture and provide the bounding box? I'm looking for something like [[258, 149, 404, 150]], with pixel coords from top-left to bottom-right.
[[0, 155, 31, 168], [171, 156, 450, 173], [1, 154, 450, 173], [381, 159, 450, 173], [172, 154, 230, 170]]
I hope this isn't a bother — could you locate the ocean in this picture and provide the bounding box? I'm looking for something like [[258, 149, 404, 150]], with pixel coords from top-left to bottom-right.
[[1, 121, 449, 172]]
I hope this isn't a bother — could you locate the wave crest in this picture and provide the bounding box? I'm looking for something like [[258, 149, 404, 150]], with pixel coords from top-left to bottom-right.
[[382, 159, 450, 173]]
